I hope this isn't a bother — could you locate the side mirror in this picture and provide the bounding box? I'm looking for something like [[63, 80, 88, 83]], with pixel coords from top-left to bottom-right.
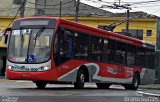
[[2, 28, 11, 45]]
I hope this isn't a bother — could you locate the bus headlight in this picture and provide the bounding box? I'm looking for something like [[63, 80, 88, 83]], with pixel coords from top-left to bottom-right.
[[7, 65, 13, 70], [38, 66, 51, 71]]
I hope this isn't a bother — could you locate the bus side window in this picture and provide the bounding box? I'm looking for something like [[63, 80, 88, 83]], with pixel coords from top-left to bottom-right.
[[103, 40, 115, 63], [115, 42, 126, 64], [137, 47, 145, 67], [127, 45, 136, 66], [74, 32, 89, 59], [90, 36, 103, 61], [59, 29, 73, 64]]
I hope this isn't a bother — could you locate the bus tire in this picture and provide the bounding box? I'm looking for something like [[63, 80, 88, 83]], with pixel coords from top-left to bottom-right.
[[124, 73, 140, 90], [35, 81, 47, 89], [74, 69, 86, 89], [96, 83, 110, 89]]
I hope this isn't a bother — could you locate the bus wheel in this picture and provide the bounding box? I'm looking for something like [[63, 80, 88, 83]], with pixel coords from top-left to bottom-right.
[[35, 81, 47, 89], [74, 69, 86, 89], [96, 83, 110, 89], [124, 73, 140, 90], [131, 73, 140, 90]]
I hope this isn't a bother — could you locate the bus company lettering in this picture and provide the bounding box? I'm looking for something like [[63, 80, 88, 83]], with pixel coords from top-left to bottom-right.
[[125, 67, 133, 77], [12, 65, 38, 71], [12, 65, 21, 69], [107, 66, 117, 74]]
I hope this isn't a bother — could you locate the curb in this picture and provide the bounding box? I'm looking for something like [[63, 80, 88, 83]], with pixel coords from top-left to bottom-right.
[[139, 84, 160, 90], [0, 76, 5, 79], [137, 91, 160, 97]]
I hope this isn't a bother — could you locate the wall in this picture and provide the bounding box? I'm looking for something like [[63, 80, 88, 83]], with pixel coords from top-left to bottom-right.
[[0, 0, 35, 17]]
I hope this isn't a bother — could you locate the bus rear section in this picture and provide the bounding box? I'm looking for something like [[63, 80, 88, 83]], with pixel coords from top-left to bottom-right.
[[6, 17, 155, 90]]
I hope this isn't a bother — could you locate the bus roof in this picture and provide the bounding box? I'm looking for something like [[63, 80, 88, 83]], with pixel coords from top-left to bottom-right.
[[14, 16, 155, 49], [59, 18, 154, 49]]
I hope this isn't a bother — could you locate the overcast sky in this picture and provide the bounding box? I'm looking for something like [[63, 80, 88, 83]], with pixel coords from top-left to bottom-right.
[[81, 0, 160, 17]]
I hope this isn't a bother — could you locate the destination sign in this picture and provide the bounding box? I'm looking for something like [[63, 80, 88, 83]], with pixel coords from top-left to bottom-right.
[[12, 18, 57, 29], [20, 20, 49, 26]]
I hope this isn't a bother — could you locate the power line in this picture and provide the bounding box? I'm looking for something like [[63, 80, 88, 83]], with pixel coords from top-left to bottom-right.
[[0, 8, 18, 11], [3, 0, 26, 30], [84, 0, 160, 5], [83, 0, 160, 10], [27, 0, 74, 6], [129, 0, 160, 5], [6, 8, 20, 28], [132, 4, 160, 8], [83, 0, 160, 17]]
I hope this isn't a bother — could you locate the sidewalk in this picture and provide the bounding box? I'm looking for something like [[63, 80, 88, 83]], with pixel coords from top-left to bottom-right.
[[138, 84, 160, 97], [140, 84, 160, 90], [0, 76, 5, 79], [137, 90, 160, 97], [0, 76, 16, 82]]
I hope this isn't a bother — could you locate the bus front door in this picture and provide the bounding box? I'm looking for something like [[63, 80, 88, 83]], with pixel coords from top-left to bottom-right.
[[57, 29, 74, 80]]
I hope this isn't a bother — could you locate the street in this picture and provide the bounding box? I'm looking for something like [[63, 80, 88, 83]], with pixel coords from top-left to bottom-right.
[[0, 79, 159, 102]]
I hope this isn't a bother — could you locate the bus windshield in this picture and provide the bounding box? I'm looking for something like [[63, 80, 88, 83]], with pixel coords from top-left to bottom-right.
[[8, 28, 54, 63]]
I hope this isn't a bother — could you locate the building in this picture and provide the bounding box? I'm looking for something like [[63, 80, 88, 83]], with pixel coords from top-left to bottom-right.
[[0, 0, 35, 17], [0, 0, 35, 31], [35, 0, 112, 17]]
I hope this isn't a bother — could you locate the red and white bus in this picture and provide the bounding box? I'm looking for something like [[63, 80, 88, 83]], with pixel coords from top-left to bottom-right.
[[6, 16, 155, 90]]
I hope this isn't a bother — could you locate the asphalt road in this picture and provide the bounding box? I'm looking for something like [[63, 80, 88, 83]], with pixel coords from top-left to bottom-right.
[[0, 79, 159, 102]]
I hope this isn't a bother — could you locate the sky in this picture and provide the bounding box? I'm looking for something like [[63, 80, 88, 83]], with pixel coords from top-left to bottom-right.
[[81, 0, 160, 17]]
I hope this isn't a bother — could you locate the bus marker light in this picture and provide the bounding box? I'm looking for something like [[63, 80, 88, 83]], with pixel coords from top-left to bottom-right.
[[38, 66, 51, 71], [7, 65, 13, 70], [43, 66, 50, 70]]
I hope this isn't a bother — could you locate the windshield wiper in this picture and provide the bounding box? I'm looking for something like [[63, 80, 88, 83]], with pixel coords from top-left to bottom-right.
[[34, 26, 45, 40], [34, 27, 45, 47], [20, 27, 24, 41]]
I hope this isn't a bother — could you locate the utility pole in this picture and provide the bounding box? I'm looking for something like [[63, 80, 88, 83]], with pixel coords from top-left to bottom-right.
[[60, 0, 62, 18], [113, 1, 131, 35], [126, 9, 129, 34], [118, 0, 121, 5], [44, 0, 46, 15], [20, 0, 26, 18], [74, 0, 80, 22]]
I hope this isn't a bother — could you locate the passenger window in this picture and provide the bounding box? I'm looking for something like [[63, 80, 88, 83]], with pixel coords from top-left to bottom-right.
[[137, 47, 145, 67], [74, 32, 89, 59], [115, 42, 126, 64], [127, 45, 136, 66], [103, 40, 115, 63], [90, 36, 103, 61]]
